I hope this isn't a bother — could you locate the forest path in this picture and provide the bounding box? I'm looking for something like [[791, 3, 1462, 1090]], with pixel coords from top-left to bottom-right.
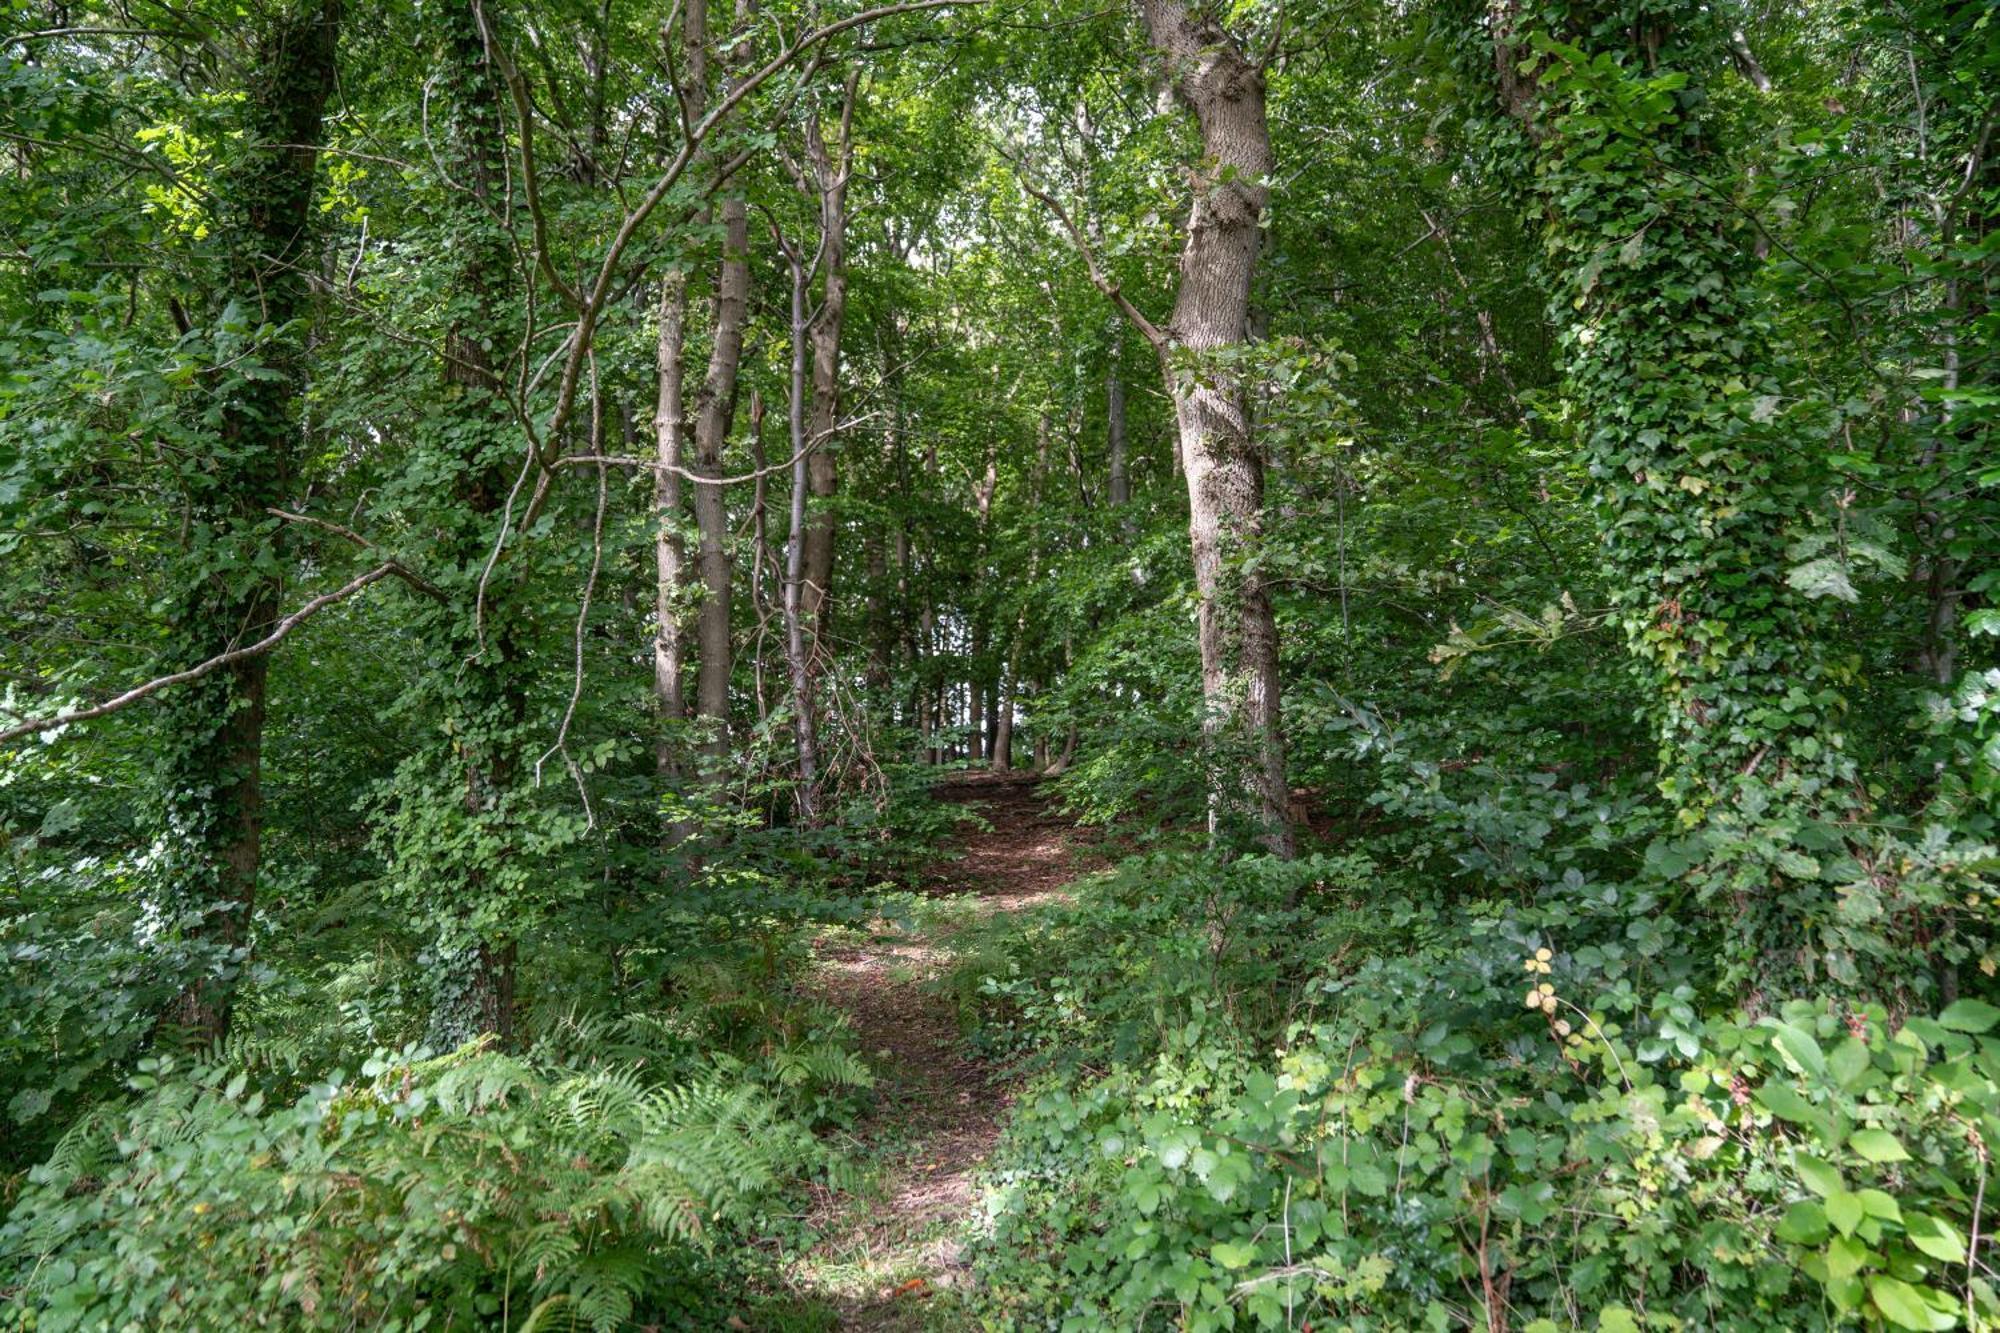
[[782, 771, 1092, 1330]]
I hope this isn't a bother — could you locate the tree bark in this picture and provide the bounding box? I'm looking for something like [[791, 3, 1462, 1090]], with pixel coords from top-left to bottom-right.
[[654, 271, 691, 772], [1138, 0, 1294, 857], [778, 231, 822, 821], [1108, 340, 1130, 508], [686, 0, 755, 757], [797, 73, 859, 639]]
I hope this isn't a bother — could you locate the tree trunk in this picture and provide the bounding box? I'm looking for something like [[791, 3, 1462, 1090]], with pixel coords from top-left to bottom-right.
[[1139, 0, 1294, 858], [685, 0, 754, 757], [156, 0, 342, 1042], [1483, 0, 1859, 970], [779, 233, 821, 821], [407, 0, 529, 1048], [1108, 342, 1130, 508], [654, 271, 691, 773], [797, 74, 859, 640], [991, 676, 1014, 772], [748, 391, 776, 724], [968, 622, 987, 761], [689, 187, 749, 755]]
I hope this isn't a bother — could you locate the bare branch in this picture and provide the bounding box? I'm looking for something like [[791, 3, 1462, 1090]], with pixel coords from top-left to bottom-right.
[[267, 508, 449, 601], [473, 0, 584, 308], [0, 565, 403, 747], [1009, 164, 1170, 352], [554, 409, 881, 483]]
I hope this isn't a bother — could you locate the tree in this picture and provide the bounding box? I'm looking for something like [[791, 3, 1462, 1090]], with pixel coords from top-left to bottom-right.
[[1028, 0, 1294, 855], [151, 0, 343, 1040]]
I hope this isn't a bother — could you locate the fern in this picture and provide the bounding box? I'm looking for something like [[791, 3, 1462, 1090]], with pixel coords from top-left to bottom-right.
[[1, 1042, 827, 1331]]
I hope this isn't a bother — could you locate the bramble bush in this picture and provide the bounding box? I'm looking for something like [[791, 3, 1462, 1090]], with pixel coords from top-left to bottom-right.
[[958, 855, 2000, 1331]]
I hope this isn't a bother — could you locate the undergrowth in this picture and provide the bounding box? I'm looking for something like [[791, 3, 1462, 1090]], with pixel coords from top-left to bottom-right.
[[953, 853, 2000, 1332]]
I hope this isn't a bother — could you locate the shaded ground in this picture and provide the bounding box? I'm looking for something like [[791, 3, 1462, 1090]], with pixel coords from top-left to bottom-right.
[[782, 772, 1094, 1330]]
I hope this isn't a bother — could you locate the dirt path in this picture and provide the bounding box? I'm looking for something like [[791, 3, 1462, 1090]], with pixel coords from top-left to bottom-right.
[[786, 772, 1090, 1329]]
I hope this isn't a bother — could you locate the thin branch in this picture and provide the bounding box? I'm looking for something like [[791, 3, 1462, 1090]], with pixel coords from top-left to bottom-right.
[[267, 508, 448, 600], [534, 358, 608, 830], [0, 565, 403, 746], [554, 410, 881, 483], [1009, 164, 1170, 351], [473, 0, 584, 308]]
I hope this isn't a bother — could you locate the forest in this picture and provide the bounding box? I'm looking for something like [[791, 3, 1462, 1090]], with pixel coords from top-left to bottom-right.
[[1, 0, 1996, 1327]]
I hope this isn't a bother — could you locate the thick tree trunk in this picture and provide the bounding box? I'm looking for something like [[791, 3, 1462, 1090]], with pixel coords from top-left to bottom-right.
[[157, 0, 342, 1041], [433, 0, 535, 1046], [1483, 1, 1864, 976], [1139, 0, 1294, 858]]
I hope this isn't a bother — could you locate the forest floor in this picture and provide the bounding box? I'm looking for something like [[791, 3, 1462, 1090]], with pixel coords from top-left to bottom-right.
[[777, 771, 1098, 1330]]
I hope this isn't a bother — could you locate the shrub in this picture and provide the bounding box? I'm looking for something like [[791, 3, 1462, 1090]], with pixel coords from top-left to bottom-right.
[[965, 861, 2000, 1331]]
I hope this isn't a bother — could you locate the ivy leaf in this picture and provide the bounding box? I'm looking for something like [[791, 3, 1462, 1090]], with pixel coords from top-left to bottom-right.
[[1597, 1307, 1641, 1333], [1787, 556, 1859, 603]]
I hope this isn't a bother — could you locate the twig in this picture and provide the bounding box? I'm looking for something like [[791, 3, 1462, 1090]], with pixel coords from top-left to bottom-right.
[[552, 410, 881, 483]]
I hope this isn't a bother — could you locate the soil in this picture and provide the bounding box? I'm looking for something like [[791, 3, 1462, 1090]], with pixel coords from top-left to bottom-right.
[[787, 771, 1095, 1329]]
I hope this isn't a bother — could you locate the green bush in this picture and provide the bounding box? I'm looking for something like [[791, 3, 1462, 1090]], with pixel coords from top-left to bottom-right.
[[964, 862, 2000, 1331], [949, 850, 1394, 1066]]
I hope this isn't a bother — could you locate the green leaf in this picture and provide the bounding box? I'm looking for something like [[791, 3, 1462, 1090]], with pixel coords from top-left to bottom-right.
[[1775, 1200, 1828, 1244], [1211, 1240, 1257, 1271], [1597, 1307, 1640, 1333], [1829, 1039, 1871, 1090], [1826, 1234, 1869, 1279], [1849, 1129, 1910, 1164], [1768, 1022, 1827, 1080], [1827, 1190, 1865, 1237], [1857, 1189, 1902, 1223], [1795, 1154, 1844, 1198], [1755, 1081, 1820, 1128], [1868, 1275, 1953, 1330], [1904, 1212, 1967, 1264], [1937, 998, 2000, 1034]]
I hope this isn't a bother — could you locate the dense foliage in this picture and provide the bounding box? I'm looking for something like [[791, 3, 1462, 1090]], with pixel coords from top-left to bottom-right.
[[2, 0, 1994, 1327]]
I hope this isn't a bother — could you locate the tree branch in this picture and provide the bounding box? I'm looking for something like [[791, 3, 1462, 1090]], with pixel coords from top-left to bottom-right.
[[267, 508, 449, 600], [0, 564, 404, 747], [1010, 164, 1170, 352]]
